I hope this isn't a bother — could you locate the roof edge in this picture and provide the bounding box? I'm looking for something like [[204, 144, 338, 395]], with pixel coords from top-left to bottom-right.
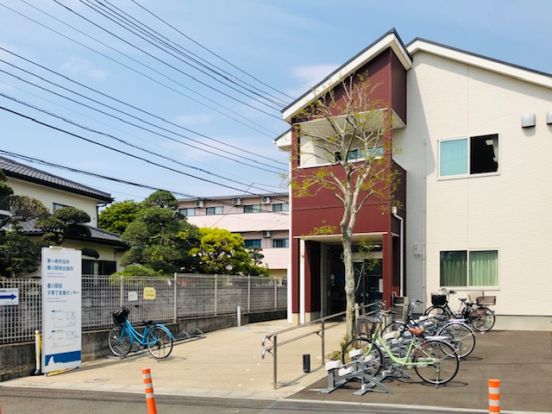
[[282, 28, 412, 121], [407, 37, 552, 88]]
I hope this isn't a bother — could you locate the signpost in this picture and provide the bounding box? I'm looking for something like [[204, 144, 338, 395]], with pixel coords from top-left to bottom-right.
[[0, 288, 19, 305], [41, 247, 82, 374]]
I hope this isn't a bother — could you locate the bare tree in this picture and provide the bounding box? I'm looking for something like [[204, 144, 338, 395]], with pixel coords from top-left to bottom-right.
[[292, 73, 398, 339]]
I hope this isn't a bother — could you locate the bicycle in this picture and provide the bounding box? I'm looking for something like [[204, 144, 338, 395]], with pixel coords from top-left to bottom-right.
[[382, 299, 476, 359], [108, 306, 174, 359], [341, 311, 460, 385], [424, 288, 496, 333]]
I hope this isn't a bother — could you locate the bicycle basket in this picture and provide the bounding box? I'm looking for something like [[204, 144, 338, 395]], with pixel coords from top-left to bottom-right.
[[356, 316, 381, 337], [431, 293, 447, 306], [476, 296, 496, 306], [112, 306, 130, 326]]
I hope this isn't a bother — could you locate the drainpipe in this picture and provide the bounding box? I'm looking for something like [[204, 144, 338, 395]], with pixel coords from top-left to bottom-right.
[[391, 206, 404, 297]]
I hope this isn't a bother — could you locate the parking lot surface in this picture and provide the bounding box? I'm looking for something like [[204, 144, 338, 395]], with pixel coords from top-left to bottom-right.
[[1, 320, 551, 413]]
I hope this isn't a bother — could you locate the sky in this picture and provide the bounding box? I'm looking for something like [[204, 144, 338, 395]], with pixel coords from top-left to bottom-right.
[[0, 0, 550, 203]]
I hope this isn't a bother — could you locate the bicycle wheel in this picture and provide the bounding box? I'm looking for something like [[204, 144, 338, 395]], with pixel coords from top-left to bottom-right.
[[146, 326, 174, 359], [108, 326, 131, 357], [438, 322, 476, 358], [469, 306, 496, 332], [412, 340, 459, 385], [424, 306, 450, 318], [341, 337, 383, 376]]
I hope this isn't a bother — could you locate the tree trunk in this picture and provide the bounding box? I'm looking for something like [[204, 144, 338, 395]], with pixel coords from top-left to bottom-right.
[[342, 231, 355, 340]]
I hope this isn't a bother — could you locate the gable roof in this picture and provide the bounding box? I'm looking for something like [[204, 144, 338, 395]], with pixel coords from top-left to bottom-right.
[[407, 38, 552, 89], [0, 156, 113, 203], [18, 220, 126, 247], [282, 28, 412, 122]]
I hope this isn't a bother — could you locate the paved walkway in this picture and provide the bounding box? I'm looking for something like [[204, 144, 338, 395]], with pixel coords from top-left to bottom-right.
[[1, 319, 346, 400], [1, 321, 552, 413]]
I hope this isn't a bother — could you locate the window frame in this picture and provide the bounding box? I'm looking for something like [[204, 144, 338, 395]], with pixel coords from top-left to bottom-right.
[[206, 206, 224, 215], [439, 249, 500, 290], [179, 207, 196, 217], [272, 238, 289, 248], [438, 134, 500, 180], [272, 203, 289, 212], [243, 204, 262, 214], [244, 239, 262, 249]]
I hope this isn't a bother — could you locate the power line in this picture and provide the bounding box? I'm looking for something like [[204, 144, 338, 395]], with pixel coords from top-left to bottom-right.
[[130, 0, 294, 102], [94, 0, 287, 108], [80, 0, 282, 112], [0, 91, 283, 193], [0, 61, 285, 174], [54, 0, 283, 120], [0, 103, 274, 195], [0, 149, 290, 216], [0, 45, 287, 168], [4, 1, 276, 138]]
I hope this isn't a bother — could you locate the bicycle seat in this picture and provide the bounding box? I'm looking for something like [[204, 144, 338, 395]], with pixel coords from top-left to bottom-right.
[[459, 298, 467, 302], [408, 326, 425, 337], [142, 320, 154, 326]]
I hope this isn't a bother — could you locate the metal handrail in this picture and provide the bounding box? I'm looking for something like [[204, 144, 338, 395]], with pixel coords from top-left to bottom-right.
[[261, 301, 383, 389]]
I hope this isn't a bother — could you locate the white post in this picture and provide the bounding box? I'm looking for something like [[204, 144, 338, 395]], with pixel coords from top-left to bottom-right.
[[119, 275, 124, 306], [274, 278, 278, 310], [299, 239, 306, 324], [173, 273, 177, 323], [214, 274, 218, 316], [247, 275, 251, 313], [33, 330, 41, 375], [237, 305, 242, 327]]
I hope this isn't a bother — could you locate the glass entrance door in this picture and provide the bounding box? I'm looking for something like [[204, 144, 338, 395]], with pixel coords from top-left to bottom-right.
[[353, 259, 382, 305]]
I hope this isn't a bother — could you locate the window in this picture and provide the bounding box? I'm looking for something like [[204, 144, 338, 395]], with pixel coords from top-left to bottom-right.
[[440, 134, 498, 177], [440, 250, 498, 287], [243, 204, 261, 213], [244, 239, 261, 248], [53, 202, 71, 212], [179, 208, 196, 217], [272, 238, 289, 248], [272, 203, 289, 212], [346, 147, 384, 162], [82, 259, 117, 275], [206, 206, 224, 215]]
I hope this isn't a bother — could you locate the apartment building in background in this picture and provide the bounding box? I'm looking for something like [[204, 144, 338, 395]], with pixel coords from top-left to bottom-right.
[[177, 193, 289, 278]]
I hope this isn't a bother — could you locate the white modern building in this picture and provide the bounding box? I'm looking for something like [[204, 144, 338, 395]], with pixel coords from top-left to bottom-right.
[[178, 193, 289, 278], [276, 29, 552, 329]]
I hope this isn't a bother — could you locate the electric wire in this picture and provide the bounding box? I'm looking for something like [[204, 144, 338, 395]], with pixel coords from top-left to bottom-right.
[[0, 149, 290, 216], [0, 46, 287, 167], [54, 0, 282, 120], [130, 0, 293, 101], [0, 62, 285, 174], [3, 0, 276, 137], [0, 91, 283, 192], [0, 103, 272, 195], [94, 0, 287, 108]]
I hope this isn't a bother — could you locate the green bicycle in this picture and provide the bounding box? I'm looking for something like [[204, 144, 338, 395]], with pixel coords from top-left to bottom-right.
[[341, 315, 460, 385]]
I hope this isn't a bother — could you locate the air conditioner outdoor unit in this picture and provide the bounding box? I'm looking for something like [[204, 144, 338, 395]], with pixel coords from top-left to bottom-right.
[[233, 198, 242, 206], [262, 196, 271, 204], [263, 231, 272, 238], [195, 200, 205, 208]]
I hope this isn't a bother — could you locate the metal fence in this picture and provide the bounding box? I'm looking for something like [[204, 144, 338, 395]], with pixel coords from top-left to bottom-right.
[[0, 274, 287, 345]]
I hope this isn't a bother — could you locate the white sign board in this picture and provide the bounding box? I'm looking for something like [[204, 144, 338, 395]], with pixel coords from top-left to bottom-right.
[[128, 291, 138, 302], [42, 247, 82, 373], [0, 288, 19, 305]]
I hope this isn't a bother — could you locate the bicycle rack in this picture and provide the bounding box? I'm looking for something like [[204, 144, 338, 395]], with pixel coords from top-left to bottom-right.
[[321, 350, 391, 396]]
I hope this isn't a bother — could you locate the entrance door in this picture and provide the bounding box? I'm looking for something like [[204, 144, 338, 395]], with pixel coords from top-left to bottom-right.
[[353, 259, 383, 305]]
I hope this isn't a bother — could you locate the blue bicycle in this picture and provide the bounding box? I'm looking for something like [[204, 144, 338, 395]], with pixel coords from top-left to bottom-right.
[[108, 306, 174, 359]]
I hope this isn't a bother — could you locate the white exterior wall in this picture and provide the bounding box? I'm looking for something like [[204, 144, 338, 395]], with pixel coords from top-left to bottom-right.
[[7, 178, 100, 226], [395, 51, 552, 326]]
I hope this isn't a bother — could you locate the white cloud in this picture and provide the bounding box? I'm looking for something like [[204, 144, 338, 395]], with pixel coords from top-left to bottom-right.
[[60, 58, 109, 81], [288, 63, 339, 98]]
